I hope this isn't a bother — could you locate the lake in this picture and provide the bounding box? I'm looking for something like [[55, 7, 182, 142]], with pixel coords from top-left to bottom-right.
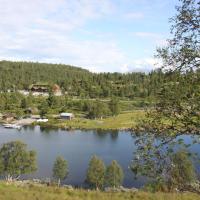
[[0, 126, 199, 188]]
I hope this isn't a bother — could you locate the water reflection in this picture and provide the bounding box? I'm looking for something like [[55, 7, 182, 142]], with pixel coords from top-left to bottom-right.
[[39, 126, 59, 134], [94, 129, 109, 139], [23, 125, 35, 131], [94, 129, 119, 141], [110, 131, 119, 141]]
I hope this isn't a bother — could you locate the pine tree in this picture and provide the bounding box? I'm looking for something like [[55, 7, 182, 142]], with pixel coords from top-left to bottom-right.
[[38, 101, 48, 118], [109, 97, 120, 116]]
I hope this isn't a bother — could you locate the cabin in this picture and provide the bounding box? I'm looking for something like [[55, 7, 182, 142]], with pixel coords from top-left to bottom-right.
[[60, 113, 74, 120], [29, 84, 62, 96], [29, 84, 49, 93]]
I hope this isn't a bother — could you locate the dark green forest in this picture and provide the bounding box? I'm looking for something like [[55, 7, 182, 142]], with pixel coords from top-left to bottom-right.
[[0, 60, 165, 99]]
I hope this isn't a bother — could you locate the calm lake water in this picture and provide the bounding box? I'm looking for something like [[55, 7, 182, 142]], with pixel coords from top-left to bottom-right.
[[0, 126, 199, 188]]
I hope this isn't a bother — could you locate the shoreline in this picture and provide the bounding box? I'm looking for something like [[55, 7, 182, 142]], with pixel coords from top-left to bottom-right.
[[33, 111, 144, 131], [0, 123, 134, 133], [0, 179, 138, 192], [35, 123, 134, 132], [1, 111, 143, 132]]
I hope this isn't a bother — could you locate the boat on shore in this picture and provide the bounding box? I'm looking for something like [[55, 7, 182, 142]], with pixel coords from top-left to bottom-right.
[[3, 124, 22, 129]]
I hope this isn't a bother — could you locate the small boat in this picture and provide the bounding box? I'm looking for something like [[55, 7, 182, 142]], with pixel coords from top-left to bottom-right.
[[3, 124, 22, 129]]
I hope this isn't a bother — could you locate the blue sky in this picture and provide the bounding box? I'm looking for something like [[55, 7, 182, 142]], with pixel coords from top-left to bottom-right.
[[0, 0, 179, 72]]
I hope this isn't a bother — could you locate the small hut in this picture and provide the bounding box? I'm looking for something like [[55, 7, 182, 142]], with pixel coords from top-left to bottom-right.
[[60, 113, 74, 120]]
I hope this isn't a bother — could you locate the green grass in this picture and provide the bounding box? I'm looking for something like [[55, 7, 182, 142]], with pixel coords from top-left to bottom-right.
[[0, 182, 199, 200], [38, 110, 146, 130]]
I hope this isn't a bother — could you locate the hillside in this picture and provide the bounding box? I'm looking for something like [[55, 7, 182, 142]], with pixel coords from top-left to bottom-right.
[[0, 60, 91, 90], [0, 60, 164, 99]]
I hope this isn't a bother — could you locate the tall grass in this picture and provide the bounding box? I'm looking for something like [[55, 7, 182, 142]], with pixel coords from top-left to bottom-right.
[[0, 182, 199, 200]]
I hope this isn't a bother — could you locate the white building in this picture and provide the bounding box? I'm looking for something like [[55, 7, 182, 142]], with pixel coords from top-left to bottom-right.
[[60, 113, 74, 120]]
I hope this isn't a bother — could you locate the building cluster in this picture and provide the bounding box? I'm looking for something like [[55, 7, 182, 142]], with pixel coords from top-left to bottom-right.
[[18, 84, 62, 96]]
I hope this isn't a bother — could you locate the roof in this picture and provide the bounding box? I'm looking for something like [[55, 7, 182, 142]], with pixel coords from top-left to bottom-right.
[[52, 84, 61, 92], [3, 113, 15, 118], [60, 113, 74, 117], [29, 83, 49, 90]]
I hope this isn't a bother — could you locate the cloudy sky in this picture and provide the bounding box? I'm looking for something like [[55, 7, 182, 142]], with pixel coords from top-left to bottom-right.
[[0, 0, 179, 72]]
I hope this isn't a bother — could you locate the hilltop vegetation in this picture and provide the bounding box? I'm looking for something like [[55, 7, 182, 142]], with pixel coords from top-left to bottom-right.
[[0, 60, 165, 99], [0, 61, 90, 91]]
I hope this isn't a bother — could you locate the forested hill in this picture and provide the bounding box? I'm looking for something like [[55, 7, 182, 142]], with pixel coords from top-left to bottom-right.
[[0, 60, 165, 98], [0, 60, 91, 90]]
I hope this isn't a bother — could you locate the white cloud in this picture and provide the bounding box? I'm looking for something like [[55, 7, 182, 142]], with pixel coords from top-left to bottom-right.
[[120, 57, 162, 73], [123, 12, 144, 20], [0, 26, 126, 72], [134, 32, 161, 38], [0, 0, 124, 72], [0, 0, 114, 32], [133, 32, 168, 46]]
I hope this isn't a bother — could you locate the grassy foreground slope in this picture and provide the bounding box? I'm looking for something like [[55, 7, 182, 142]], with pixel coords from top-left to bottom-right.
[[0, 182, 199, 200], [38, 111, 145, 130]]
